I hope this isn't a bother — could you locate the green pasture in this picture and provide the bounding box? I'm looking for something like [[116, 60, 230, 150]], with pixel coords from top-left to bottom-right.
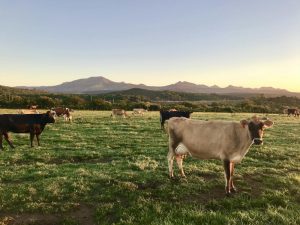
[[0, 109, 299, 225]]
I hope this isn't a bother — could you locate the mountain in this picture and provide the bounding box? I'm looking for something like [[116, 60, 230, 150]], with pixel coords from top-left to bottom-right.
[[21, 76, 151, 93], [16, 76, 300, 97]]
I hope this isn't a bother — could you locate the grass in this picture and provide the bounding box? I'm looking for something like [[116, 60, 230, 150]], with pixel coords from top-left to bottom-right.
[[0, 109, 299, 225]]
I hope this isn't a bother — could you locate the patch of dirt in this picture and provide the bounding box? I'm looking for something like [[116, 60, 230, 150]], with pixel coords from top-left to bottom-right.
[[0, 203, 95, 225], [137, 180, 164, 190], [180, 185, 227, 204], [177, 173, 266, 204], [237, 174, 264, 197]]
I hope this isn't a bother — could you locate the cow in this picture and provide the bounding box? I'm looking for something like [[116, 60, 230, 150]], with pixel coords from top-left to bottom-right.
[[19, 109, 40, 114], [51, 107, 72, 121], [167, 116, 274, 195], [132, 108, 147, 116], [111, 109, 129, 118], [28, 105, 38, 109], [0, 111, 55, 149], [286, 108, 299, 117], [160, 110, 192, 129]]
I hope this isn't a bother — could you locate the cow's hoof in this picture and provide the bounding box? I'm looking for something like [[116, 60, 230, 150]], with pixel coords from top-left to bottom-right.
[[225, 192, 233, 197], [230, 187, 237, 193]]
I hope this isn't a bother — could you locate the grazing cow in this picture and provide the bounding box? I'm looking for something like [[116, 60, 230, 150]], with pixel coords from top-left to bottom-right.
[[111, 109, 128, 118], [286, 108, 299, 117], [0, 111, 55, 149], [167, 116, 273, 195], [51, 107, 72, 121], [160, 110, 192, 129], [19, 109, 40, 114], [28, 105, 38, 109], [132, 108, 147, 116]]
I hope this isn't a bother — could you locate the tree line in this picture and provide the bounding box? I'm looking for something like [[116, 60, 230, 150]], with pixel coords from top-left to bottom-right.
[[1, 86, 300, 113]]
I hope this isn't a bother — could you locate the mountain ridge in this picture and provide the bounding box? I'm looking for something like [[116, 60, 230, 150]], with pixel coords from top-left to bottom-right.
[[16, 76, 299, 97]]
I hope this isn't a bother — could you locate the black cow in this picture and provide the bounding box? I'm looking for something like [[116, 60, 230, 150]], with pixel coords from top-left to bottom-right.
[[0, 111, 55, 149], [160, 110, 192, 129]]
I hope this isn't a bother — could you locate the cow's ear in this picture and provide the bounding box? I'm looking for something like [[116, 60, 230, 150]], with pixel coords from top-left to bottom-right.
[[263, 120, 274, 128], [240, 119, 249, 128]]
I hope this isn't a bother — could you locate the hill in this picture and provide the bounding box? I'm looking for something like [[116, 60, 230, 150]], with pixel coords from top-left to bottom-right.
[[97, 88, 245, 102]]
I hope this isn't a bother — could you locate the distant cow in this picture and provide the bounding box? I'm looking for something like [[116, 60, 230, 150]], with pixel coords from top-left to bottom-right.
[[19, 109, 40, 114], [0, 111, 55, 149], [51, 107, 72, 121], [132, 108, 147, 115], [286, 108, 299, 117], [111, 109, 128, 118], [160, 110, 192, 129], [167, 116, 273, 195], [28, 105, 38, 109]]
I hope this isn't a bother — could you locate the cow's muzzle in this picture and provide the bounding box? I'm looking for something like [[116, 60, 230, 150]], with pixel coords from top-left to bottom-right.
[[253, 138, 263, 145]]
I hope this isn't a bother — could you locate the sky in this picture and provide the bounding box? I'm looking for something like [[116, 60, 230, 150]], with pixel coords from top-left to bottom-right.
[[0, 0, 300, 91]]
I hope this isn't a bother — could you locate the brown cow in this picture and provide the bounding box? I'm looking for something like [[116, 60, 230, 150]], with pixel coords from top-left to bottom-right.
[[287, 108, 299, 117], [167, 116, 273, 195], [51, 107, 72, 121], [0, 111, 55, 149]]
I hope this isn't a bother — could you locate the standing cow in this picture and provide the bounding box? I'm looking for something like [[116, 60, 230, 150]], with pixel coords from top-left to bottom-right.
[[51, 107, 72, 121], [132, 108, 147, 116], [0, 111, 55, 149], [111, 109, 129, 118], [160, 110, 192, 129], [167, 116, 273, 195], [286, 108, 299, 117]]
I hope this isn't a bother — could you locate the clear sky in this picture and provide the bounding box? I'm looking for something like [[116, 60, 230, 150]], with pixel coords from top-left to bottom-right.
[[0, 0, 300, 91]]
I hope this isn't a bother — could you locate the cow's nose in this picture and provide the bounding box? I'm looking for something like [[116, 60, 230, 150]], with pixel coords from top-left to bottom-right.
[[253, 139, 263, 145]]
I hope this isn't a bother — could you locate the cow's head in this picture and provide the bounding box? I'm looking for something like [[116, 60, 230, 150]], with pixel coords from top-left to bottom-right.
[[45, 111, 56, 123], [240, 116, 273, 145]]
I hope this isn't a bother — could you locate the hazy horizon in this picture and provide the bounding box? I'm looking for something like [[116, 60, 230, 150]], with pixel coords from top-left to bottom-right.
[[8, 75, 296, 92], [1, 1, 299, 91]]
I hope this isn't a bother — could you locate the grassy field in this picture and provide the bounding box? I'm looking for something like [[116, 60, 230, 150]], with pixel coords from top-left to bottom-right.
[[0, 109, 299, 225]]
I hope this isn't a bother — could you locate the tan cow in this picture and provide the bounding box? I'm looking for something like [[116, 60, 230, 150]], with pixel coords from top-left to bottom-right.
[[132, 108, 147, 116], [19, 109, 40, 114], [111, 109, 128, 118], [167, 116, 273, 195]]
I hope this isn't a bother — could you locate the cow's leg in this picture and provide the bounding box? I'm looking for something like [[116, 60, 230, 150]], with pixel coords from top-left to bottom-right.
[[30, 132, 34, 147], [3, 132, 14, 149], [0, 134, 3, 150], [223, 159, 232, 195], [175, 155, 186, 177], [36, 134, 40, 146], [229, 162, 236, 193], [160, 118, 164, 130], [167, 151, 175, 178]]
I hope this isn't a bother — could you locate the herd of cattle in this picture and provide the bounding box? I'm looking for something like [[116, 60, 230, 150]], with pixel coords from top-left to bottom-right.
[[2, 106, 300, 195]]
